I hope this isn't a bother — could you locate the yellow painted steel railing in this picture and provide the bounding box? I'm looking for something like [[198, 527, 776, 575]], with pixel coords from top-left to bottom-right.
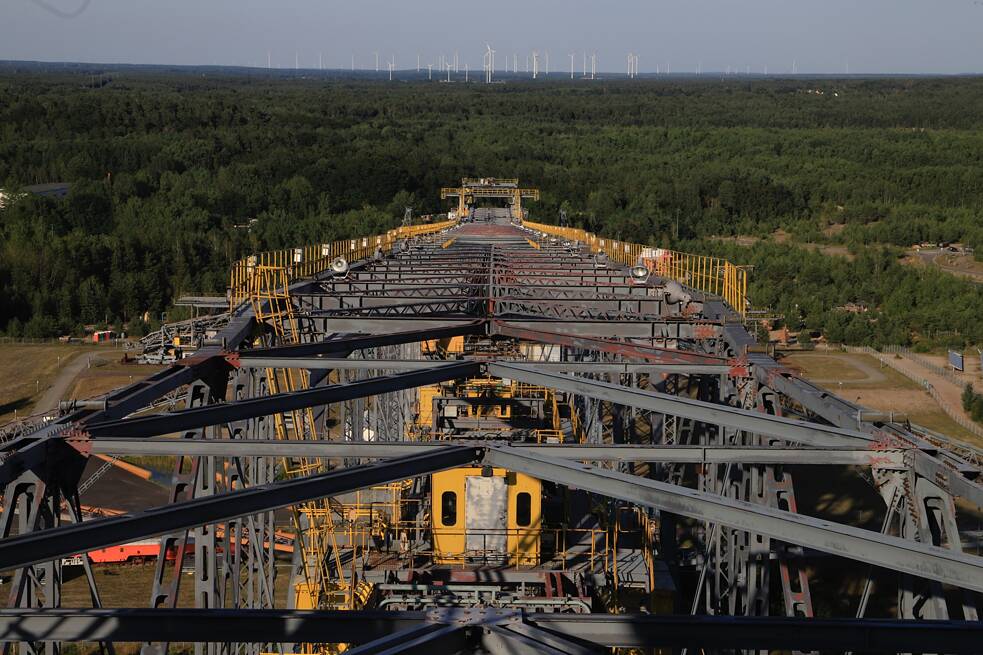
[[228, 219, 457, 310], [523, 220, 749, 316]]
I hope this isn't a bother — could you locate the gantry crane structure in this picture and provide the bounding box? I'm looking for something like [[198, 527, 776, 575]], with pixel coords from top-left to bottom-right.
[[440, 177, 540, 220], [0, 183, 982, 655]]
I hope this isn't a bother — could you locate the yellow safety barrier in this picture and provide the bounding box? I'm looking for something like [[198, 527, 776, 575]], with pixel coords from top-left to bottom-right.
[[523, 220, 749, 316], [228, 218, 457, 310]]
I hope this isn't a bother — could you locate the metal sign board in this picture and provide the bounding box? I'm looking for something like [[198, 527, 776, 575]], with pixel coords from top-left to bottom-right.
[[465, 475, 507, 560]]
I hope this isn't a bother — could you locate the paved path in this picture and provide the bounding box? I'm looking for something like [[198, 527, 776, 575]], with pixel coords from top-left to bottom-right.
[[32, 352, 92, 415]]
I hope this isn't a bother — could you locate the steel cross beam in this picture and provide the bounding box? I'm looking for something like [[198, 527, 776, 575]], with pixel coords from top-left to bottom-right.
[[83, 438, 909, 467], [238, 321, 486, 359], [233, 358, 733, 376], [0, 445, 481, 570], [489, 362, 873, 447], [482, 446, 983, 593], [85, 361, 480, 438], [491, 322, 727, 365], [344, 624, 468, 655], [0, 609, 981, 652], [750, 354, 983, 507], [306, 317, 723, 340]]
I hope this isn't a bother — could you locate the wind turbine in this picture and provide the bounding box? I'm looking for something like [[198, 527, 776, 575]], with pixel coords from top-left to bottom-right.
[[374, 51, 379, 72], [569, 52, 575, 79], [532, 50, 539, 79], [545, 51, 549, 76], [484, 44, 496, 83]]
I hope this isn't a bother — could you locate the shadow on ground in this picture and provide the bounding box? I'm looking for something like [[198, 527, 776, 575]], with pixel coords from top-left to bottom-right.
[[0, 396, 32, 417]]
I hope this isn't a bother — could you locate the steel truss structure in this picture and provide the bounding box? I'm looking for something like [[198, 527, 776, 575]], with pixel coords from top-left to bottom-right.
[[1, 204, 982, 655]]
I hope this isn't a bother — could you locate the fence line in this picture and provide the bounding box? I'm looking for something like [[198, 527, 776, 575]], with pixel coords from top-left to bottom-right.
[[879, 345, 964, 386], [844, 345, 983, 441]]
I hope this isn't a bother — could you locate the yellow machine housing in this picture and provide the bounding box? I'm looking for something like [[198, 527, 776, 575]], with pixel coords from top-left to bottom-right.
[[431, 467, 541, 567]]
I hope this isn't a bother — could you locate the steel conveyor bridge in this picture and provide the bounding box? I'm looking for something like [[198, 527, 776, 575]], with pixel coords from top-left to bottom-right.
[[0, 204, 982, 655]]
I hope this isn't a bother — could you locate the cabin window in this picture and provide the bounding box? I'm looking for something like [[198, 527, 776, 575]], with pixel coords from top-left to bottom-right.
[[441, 491, 458, 526], [516, 492, 532, 527]]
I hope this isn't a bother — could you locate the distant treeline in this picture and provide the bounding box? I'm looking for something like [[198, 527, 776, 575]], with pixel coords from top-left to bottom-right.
[[0, 72, 981, 345]]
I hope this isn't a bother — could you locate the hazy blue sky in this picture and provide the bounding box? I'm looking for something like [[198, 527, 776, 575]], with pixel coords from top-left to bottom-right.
[[2, 0, 982, 74]]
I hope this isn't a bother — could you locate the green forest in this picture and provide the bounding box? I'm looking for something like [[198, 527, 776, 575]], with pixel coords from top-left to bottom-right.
[[0, 67, 981, 346]]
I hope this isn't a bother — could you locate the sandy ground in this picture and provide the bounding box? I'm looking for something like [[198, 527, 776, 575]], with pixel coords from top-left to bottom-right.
[[904, 249, 983, 285], [782, 351, 980, 443], [869, 352, 981, 442]]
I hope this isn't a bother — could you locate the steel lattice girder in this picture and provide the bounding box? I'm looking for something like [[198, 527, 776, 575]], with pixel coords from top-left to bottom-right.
[[305, 317, 724, 340], [0, 609, 981, 652], [303, 294, 664, 314], [237, 321, 486, 359], [491, 322, 728, 367], [83, 438, 908, 467], [496, 319, 724, 340], [488, 362, 873, 447], [233, 358, 733, 375], [482, 446, 983, 593], [84, 361, 480, 438], [0, 445, 481, 570]]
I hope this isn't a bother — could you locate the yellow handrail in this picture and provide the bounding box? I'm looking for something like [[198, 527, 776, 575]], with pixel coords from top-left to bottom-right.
[[228, 218, 458, 310], [523, 220, 749, 316]]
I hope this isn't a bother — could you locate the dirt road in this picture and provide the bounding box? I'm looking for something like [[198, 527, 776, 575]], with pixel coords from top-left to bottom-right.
[[31, 352, 92, 415]]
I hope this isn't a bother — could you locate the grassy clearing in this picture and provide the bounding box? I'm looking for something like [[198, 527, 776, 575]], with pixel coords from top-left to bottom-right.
[[783, 351, 981, 443], [910, 411, 982, 444], [782, 352, 920, 389], [0, 344, 98, 423], [68, 359, 166, 401]]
